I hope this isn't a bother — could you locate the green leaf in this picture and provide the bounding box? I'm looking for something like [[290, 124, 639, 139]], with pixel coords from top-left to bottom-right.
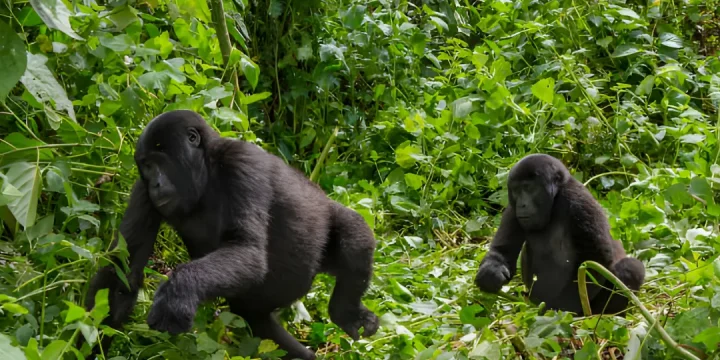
[[29, 0, 83, 40], [451, 98, 473, 119], [240, 54, 259, 90], [404, 173, 425, 190], [2, 302, 29, 314], [0, 22, 27, 103], [20, 53, 76, 121], [612, 44, 641, 58], [395, 143, 423, 168], [679, 134, 705, 144], [0, 334, 26, 360], [196, 333, 221, 353], [659, 32, 683, 49], [341, 5, 366, 30], [40, 339, 66, 360], [574, 341, 599, 360], [531, 78, 555, 104], [62, 301, 85, 323], [636, 75, 655, 96], [5, 162, 42, 228], [469, 341, 500, 360], [240, 91, 272, 105], [459, 305, 490, 329]]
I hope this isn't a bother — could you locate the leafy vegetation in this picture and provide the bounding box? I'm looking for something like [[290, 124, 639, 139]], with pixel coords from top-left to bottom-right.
[[1, 0, 720, 358]]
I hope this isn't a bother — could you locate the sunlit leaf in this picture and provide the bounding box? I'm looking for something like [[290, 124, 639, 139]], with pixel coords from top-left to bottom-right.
[[240, 54, 259, 90], [532, 78, 555, 104], [20, 52, 76, 121], [0, 334, 26, 360], [612, 44, 641, 57], [5, 162, 42, 228], [29, 0, 83, 40], [659, 32, 683, 48]]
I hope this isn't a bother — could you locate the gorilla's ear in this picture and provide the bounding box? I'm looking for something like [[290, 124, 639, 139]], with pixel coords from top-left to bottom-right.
[[187, 128, 201, 147]]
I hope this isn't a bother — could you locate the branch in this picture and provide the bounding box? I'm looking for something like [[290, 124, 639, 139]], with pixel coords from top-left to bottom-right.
[[577, 261, 702, 360]]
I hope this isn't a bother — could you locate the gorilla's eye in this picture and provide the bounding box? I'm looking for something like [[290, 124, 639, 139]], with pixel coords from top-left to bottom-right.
[[187, 128, 200, 146], [155, 143, 164, 151]]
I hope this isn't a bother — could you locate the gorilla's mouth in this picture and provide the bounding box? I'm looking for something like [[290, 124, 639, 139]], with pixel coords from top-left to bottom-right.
[[154, 198, 172, 207]]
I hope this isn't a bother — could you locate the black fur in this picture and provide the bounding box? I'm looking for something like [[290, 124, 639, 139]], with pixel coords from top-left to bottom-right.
[[474, 154, 645, 315], [84, 110, 380, 359]]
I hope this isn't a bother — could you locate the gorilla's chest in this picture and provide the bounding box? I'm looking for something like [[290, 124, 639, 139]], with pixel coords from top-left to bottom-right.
[[525, 223, 576, 275], [170, 209, 226, 259]]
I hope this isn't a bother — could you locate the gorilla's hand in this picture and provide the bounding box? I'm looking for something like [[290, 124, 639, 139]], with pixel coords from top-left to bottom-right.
[[147, 279, 198, 335], [474, 257, 511, 293]]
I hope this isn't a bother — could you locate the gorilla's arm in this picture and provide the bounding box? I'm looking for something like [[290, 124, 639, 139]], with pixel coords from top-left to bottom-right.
[[86, 180, 162, 327], [474, 207, 525, 293], [564, 184, 616, 266]]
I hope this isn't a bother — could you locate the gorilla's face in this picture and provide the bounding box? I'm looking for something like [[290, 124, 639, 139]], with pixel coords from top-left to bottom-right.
[[135, 111, 210, 216], [508, 177, 555, 231], [507, 154, 568, 231]]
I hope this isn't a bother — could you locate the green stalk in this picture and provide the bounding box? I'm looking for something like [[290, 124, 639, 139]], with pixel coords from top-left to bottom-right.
[[577, 261, 702, 360], [309, 127, 338, 183]]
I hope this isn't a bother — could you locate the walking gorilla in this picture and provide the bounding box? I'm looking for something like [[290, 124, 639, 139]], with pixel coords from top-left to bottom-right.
[[84, 110, 379, 360], [474, 154, 645, 315]]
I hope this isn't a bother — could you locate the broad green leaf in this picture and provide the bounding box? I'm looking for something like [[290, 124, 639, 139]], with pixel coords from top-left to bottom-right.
[[469, 341, 500, 360], [395, 143, 423, 168], [29, 0, 83, 40], [62, 301, 85, 324], [40, 339, 66, 360], [20, 52, 76, 121], [616, 8, 640, 19], [612, 44, 641, 58], [240, 55, 259, 90], [0, 179, 22, 207], [197, 333, 222, 353], [659, 32, 683, 49], [459, 305, 490, 329], [0, 334, 26, 360], [679, 134, 705, 144], [532, 78, 555, 104], [451, 98, 473, 119], [341, 5, 366, 30], [240, 91, 272, 105], [5, 162, 42, 228], [636, 75, 655, 96], [404, 173, 425, 190], [429, 16, 448, 33], [99, 34, 133, 52], [0, 21, 27, 103]]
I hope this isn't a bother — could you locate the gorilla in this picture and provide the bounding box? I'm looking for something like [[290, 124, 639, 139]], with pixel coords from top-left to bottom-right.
[[84, 110, 379, 360], [474, 154, 645, 315]]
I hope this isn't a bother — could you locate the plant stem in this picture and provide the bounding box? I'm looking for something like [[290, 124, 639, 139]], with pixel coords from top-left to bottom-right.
[[577, 261, 702, 360], [310, 127, 338, 183], [210, 0, 232, 67]]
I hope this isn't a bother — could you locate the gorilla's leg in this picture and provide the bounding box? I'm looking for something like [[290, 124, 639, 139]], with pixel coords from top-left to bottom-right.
[[324, 204, 379, 340], [242, 312, 316, 360], [590, 257, 645, 315]]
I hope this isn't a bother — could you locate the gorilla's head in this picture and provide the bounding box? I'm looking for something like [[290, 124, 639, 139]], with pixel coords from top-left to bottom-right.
[[135, 110, 218, 216], [507, 154, 570, 231]]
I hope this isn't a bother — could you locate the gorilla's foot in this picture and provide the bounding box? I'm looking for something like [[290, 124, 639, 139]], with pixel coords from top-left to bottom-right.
[[331, 305, 379, 340]]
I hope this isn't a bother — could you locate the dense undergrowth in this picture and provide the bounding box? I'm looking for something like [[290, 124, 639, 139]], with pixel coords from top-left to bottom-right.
[[1, 0, 720, 358]]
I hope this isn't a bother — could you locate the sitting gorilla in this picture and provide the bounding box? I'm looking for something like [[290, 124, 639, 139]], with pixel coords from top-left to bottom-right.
[[474, 154, 645, 315], [84, 110, 379, 360]]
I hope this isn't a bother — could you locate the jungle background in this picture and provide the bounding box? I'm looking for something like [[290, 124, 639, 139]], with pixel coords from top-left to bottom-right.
[[1, 0, 720, 358]]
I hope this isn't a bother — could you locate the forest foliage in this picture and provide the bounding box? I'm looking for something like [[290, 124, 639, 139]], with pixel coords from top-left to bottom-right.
[[1, 0, 720, 358]]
